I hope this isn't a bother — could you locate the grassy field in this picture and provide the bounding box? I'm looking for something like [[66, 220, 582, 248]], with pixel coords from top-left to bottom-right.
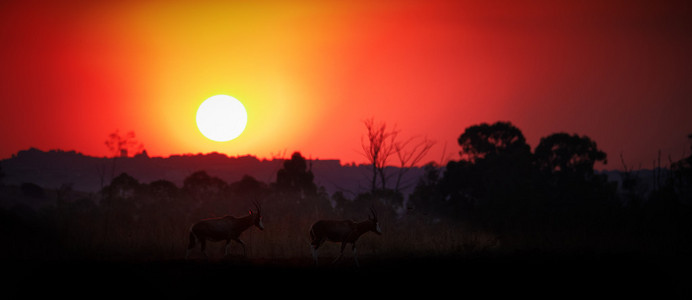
[[3, 184, 692, 298], [3, 208, 691, 298]]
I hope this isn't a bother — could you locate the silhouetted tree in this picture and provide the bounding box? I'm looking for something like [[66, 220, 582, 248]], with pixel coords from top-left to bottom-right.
[[534, 132, 607, 178], [136, 179, 183, 221], [147, 179, 180, 205], [436, 159, 480, 217], [619, 154, 647, 208], [102, 173, 139, 200], [410, 122, 622, 227], [101, 172, 142, 225], [361, 118, 398, 192], [183, 170, 228, 203], [393, 135, 435, 194], [276, 152, 317, 199], [455, 122, 533, 213], [104, 130, 144, 158], [331, 191, 350, 214], [408, 162, 444, 214], [458, 121, 531, 162], [104, 130, 145, 182], [534, 133, 610, 200], [272, 152, 333, 230], [668, 134, 692, 207], [530, 132, 619, 223], [230, 175, 269, 203]]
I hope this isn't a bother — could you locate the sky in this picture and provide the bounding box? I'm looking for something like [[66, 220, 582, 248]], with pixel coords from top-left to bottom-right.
[[1, 0, 691, 170]]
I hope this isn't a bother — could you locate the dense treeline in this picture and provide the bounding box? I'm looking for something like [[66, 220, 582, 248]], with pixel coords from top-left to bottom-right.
[[1, 122, 691, 262], [409, 122, 692, 255]]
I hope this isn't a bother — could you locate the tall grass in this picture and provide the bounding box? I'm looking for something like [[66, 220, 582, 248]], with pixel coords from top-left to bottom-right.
[[4, 193, 691, 264], [34, 205, 507, 263]]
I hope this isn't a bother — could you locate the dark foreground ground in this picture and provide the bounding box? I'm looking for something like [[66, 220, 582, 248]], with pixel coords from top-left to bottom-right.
[[5, 253, 691, 298]]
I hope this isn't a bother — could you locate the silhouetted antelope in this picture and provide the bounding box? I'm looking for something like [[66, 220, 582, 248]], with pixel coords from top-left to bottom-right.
[[186, 201, 263, 259], [309, 207, 382, 267]]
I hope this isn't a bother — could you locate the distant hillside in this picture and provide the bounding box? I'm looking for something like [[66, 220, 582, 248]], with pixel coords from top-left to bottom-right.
[[0, 148, 425, 199], [2, 148, 667, 210]]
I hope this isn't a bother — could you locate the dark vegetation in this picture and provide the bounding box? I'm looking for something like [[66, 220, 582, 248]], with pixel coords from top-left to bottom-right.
[[1, 122, 691, 296]]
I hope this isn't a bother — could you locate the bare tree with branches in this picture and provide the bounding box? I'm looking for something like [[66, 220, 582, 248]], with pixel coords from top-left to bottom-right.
[[105, 130, 143, 158], [104, 130, 144, 182], [393, 135, 436, 194], [361, 118, 398, 193]]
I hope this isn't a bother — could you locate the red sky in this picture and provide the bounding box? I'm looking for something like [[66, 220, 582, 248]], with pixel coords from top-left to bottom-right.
[[1, 0, 691, 170]]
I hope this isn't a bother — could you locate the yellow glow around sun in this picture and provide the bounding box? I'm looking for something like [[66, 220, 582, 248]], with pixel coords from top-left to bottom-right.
[[196, 95, 248, 142]]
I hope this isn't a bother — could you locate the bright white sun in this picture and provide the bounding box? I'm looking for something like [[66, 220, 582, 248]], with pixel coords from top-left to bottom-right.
[[196, 95, 248, 142]]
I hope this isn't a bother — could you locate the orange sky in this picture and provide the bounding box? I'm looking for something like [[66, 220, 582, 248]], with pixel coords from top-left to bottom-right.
[[1, 0, 691, 169]]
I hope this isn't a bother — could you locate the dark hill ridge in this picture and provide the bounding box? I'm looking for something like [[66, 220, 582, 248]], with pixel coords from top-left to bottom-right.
[[0, 148, 663, 211], [0, 148, 424, 198]]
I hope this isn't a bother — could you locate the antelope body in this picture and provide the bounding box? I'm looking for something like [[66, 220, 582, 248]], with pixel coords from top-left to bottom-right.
[[186, 203, 263, 259], [309, 208, 381, 267]]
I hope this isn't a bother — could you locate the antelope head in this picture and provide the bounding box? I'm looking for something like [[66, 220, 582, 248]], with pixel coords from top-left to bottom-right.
[[249, 200, 264, 231]]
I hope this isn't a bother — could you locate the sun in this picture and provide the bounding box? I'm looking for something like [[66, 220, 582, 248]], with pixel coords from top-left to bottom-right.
[[196, 95, 248, 142]]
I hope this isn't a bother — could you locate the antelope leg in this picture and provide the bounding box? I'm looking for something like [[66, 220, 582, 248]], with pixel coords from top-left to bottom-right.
[[200, 239, 209, 259], [234, 238, 247, 256], [224, 240, 231, 256], [332, 242, 347, 264], [311, 246, 319, 266]]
